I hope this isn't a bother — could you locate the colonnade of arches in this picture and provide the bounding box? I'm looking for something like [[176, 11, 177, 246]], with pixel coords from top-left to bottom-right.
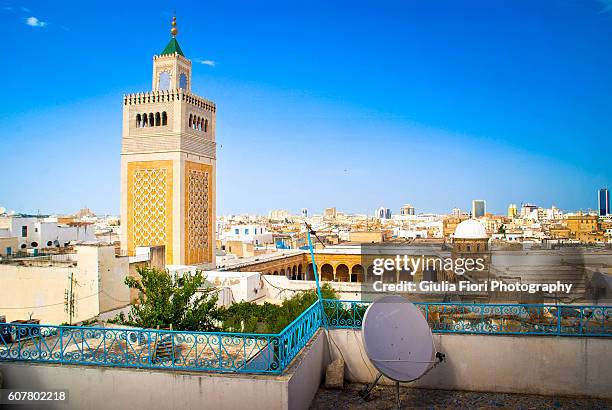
[[136, 112, 167, 128], [265, 263, 305, 280], [261, 263, 435, 283], [189, 114, 208, 132]]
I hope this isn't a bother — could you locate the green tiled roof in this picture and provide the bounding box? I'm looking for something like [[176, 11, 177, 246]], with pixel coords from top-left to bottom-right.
[[161, 38, 184, 57]]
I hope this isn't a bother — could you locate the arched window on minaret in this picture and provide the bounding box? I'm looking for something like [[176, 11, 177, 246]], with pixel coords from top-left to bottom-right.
[[148, 113, 154, 127], [161, 112, 167, 126], [143, 113, 148, 127], [204, 119, 208, 132], [197, 117, 201, 131], [136, 114, 141, 128], [189, 114, 193, 128], [155, 112, 161, 126]]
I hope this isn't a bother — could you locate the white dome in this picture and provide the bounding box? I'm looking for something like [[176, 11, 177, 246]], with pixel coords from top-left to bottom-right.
[[454, 219, 488, 239]]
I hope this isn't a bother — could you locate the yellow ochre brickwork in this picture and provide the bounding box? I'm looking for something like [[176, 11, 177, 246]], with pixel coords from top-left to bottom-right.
[[184, 161, 213, 265], [127, 160, 174, 264]]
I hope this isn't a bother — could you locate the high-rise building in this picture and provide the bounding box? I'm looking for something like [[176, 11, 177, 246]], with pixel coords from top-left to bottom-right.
[[451, 208, 462, 218], [375, 207, 392, 220], [324, 207, 337, 219], [599, 188, 610, 216], [471, 200, 486, 218], [301, 208, 308, 218], [400, 204, 415, 216], [120, 17, 216, 267], [507, 203, 518, 218], [521, 203, 538, 218], [269, 210, 290, 220]]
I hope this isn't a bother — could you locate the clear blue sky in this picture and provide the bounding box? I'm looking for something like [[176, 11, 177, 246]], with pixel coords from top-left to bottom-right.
[[1, 1, 611, 216]]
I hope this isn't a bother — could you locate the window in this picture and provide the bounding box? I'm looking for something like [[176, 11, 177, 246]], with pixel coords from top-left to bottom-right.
[[136, 114, 141, 128], [158, 71, 170, 91], [47, 241, 53, 247], [189, 114, 192, 128], [31, 241, 38, 248], [204, 119, 208, 132], [179, 73, 187, 89], [148, 113, 154, 126], [162, 112, 167, 126], [155, 112, 161, 126], [21, 226, 27, 237], [234, 229, 239, 235], [245, 229, 249, 235]]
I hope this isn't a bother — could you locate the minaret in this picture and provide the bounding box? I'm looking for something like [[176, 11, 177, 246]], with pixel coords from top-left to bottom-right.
[[120, 16, 216, 267]]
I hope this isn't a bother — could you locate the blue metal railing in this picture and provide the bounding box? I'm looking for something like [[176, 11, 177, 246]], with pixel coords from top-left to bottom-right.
[[2, 300, 611, 375], [0, 323, 285, 373], [277, 300, 324, 369], [321, 299, 612, 337]]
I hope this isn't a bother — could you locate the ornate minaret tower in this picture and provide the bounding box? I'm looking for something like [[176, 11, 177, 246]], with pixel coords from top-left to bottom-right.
[[120, 17, 216, 267]]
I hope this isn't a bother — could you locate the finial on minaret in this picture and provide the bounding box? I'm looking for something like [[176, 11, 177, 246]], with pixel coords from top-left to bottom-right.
[[171, 14, 178, 37]]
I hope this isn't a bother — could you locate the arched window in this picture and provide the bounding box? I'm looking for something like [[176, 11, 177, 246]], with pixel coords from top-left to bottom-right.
[[204, 119, 208, 132], [162, 112, 167, 126], [189, 114, 193, 128], [143, 113, 148, 127], [136, 114, 141, 128], [155, 112, 161, 126], [197, 117, 202, 131], [148, 113, 154, 126], [179, 73, 187, 89], [158, 71, 170, 91]]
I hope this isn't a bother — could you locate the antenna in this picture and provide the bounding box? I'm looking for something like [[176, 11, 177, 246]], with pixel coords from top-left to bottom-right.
[[359, 295, 445, 408]]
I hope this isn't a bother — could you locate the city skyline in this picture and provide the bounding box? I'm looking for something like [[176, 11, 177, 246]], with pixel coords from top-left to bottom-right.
[[2, 1, 612, 216]]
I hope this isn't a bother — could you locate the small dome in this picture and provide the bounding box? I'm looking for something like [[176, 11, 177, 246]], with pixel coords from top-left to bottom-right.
[[454, 219, 488, 239]]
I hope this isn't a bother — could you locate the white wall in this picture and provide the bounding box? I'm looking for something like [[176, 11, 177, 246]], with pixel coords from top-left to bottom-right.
[[0, 216, 95, 251], [0, 244, 129, 323], [326, 329, 612, 399], [0, 329, 328, 410], [203, 271, 263, 303]]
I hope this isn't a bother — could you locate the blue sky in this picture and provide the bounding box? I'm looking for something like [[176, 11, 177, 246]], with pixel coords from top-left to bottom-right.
[[1, 1, 611, 216]]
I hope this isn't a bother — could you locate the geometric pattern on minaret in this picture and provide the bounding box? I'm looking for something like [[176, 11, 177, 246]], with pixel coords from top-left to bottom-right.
[[120, 17, 216, 267]]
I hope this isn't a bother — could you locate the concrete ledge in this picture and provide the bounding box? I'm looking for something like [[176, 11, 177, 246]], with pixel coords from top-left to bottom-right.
[[0, 330, 327, 410], [327, 329, 612, 399]]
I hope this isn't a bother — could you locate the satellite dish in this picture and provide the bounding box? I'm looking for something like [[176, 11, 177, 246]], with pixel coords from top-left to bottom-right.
[[360, 295, 444, 407]]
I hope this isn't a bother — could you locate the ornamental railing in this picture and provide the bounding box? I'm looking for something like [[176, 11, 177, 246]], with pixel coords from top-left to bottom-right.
[[321, 299, 612, 337], [2, 300, 610, 375], [0, 300, 325, 375], [0, 324, 285, 374]]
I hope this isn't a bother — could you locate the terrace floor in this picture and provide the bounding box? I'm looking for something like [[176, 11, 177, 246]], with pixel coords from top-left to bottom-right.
[[310, 383, 612, 409]]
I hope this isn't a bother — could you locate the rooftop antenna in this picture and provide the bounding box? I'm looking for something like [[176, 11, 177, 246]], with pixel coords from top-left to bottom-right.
[[359, 295, 445, 408], [304, 222, 325, 311]]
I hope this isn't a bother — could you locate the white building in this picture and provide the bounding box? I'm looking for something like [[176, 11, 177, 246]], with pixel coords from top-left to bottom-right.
[[219, 224, 273, 246], [0, 215, 95, 253]]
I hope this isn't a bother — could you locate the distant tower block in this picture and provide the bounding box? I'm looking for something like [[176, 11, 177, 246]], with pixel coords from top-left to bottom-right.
[[120, 16, 216, 267]]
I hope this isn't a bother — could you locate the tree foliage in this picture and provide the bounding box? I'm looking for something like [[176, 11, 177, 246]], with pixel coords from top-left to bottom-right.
[[110, 266, 222, 331], [221, 284, 337, 333]]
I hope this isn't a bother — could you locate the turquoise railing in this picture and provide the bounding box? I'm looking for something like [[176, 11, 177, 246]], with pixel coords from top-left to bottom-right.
[[2, 300, 610, 375], [321, 299, 612, 336]]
